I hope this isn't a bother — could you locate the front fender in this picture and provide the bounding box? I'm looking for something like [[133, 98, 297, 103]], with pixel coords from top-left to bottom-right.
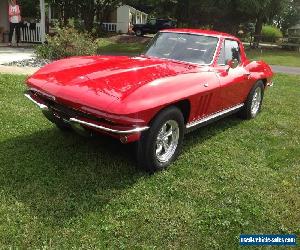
[[245, 60, 274, 85]]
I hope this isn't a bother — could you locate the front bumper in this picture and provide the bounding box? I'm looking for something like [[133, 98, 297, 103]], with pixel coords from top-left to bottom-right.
[[24, 91, 149, 140]]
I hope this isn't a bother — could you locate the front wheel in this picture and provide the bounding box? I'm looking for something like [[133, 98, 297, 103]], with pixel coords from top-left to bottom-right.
[[239, 80, 265, 120], [137, 107, 184, 172]]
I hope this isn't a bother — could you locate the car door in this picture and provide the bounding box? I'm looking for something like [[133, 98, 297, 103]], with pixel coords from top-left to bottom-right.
[[184, 36, 222, 122], [215, 39, 252, 109]]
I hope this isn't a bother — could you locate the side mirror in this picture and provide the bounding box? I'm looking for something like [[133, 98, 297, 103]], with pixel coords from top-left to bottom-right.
[[226, 59, 239, 69]]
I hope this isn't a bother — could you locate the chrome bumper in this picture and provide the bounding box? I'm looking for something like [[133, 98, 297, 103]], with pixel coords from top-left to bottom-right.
[[25, 94, 49, 110], [24, 93, 149, 135], [69, 118, 149, 134]]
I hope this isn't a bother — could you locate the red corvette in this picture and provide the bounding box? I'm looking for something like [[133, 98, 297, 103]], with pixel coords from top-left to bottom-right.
[[25, 29, 273, 172]]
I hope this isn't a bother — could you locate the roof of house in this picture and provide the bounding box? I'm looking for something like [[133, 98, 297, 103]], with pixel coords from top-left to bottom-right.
[[161, 28, 237, 39], [119, 4, 148, 15]]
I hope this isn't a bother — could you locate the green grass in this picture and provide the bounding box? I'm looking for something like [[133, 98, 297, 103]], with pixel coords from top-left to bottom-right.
[[246, 49, 300, 67], [97, 38, 147, 55], [0, 74, 299, 249]]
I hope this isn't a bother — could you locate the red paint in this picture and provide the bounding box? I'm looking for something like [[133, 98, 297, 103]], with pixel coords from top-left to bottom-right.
[[26, 29, 273, 142]]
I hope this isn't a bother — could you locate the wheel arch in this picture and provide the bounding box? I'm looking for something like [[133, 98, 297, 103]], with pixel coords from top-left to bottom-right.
[[172, 99, 191, 124], [261, 78, 267, 88], [148, 99, 191, 127]]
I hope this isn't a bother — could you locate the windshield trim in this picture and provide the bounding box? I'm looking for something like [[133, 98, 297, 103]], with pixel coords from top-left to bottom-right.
[[144, 32, 220, 66]]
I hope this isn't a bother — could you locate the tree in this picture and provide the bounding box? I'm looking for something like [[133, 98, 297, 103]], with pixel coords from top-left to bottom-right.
[[236, 0, 289, 43], [19, 0, 40, 20], [32, 0, 297, 39], [275, 0, 300, 33]]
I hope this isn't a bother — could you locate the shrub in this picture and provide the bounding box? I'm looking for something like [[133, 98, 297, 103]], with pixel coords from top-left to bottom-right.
[[261, 25, 283, 43], [35, 26, 97, 60]]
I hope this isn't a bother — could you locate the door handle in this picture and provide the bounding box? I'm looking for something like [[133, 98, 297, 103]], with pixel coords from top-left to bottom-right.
[[203, 83, 209, 87]]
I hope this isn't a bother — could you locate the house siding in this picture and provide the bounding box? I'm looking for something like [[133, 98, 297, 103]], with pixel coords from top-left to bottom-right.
[[116, 5, 148, 33], [117, 5, 130, 33]]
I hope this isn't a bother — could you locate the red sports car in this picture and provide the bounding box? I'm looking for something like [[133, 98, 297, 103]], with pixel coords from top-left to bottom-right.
[[25, 29, 273, 172]]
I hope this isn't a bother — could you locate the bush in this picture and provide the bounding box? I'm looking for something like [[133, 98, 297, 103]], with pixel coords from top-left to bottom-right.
[[261, 25, 283, 43], [35, 26, 97, 60]]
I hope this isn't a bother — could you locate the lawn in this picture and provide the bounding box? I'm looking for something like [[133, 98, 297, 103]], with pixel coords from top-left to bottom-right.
[[97, 37, 148, 55], [246, 49, 300, 67], [0, 73, 299, 248]]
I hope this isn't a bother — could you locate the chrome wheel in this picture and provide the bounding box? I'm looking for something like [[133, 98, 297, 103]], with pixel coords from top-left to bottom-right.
[[251, 87, 262, 117], [155, 120, 179, 163]]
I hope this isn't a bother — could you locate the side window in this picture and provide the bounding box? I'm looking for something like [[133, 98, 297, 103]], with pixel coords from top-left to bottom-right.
[[224, 40, 241, 64], [217, 42, 225, 65]]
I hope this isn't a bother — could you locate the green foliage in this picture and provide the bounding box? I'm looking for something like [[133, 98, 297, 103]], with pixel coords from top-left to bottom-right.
[[96, 37, 148, 54], [277, 0, 300, 33], [35, 26, 97, 60], [18, 0, 40, 20], [261, 25, 283, 42]]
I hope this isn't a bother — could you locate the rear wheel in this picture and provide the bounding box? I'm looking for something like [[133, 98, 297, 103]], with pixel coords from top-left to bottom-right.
[[135, 29, 143, 36], [137, 107, 184, 172], [239, 80, 265, 119]]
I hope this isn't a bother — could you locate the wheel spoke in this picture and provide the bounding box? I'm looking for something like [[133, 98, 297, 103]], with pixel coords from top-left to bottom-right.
[[162, 140, 169, 152], [158, 125, 167, 139], [162, 124, 167, 134], [164, 128, 173, 138], [156, 143, 163, 155]]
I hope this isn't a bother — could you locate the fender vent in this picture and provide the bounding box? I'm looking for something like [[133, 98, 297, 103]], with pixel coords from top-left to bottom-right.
[[196, 93, 213, 117]]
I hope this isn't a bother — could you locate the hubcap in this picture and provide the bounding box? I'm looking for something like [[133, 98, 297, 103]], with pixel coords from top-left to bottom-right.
[[251, 87, 262, 117], [155, 120, 180, 163]]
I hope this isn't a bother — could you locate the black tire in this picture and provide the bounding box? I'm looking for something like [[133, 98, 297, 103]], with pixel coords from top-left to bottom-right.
[[136, 106, 185, 172], [135, 29, 143, 37], [239, 80, 265, 120]]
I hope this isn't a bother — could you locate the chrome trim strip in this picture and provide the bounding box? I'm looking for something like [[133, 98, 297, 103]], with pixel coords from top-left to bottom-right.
[[25, 93, 149, 135], [24, 93, 49, 110], [186, 103, 244, 129], [69, 118, 149, 135]]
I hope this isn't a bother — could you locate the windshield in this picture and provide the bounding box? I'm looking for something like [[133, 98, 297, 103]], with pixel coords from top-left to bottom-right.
[[145, 32, 219, 65]]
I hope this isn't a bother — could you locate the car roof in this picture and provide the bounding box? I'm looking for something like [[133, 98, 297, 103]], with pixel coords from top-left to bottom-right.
[[161, 28, 237, 40]]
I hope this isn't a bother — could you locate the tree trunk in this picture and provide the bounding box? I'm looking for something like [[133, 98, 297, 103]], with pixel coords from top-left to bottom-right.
[[254, 15, 263, 47], [82, 0, 95, 32]]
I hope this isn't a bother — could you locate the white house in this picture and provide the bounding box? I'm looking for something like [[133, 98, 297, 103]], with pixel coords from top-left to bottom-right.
[[99, 5, 148, 33], [0, 0, 46, 43]]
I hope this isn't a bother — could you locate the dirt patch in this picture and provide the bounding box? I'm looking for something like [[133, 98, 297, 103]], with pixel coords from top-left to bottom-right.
[[109, 35, 152, 44]]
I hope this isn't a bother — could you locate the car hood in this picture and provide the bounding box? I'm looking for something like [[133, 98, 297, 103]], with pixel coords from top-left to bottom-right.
[[28, 55, 197, 101]]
